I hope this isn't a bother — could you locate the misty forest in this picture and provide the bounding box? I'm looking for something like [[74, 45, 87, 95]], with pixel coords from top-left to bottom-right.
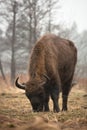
[[0, 0, 87, 130], [0, 0, 87, 85]]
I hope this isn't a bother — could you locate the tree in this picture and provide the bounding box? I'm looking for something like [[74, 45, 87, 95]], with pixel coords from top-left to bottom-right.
[[11, 1, 17, 86], [19, 0, 50, 51], [0, 58, 7, 84], [47, 0, 59, 32], [0, 0, 19, 86]]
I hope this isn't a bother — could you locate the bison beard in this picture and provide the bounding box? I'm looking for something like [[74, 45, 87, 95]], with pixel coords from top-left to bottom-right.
[[15, 34, 77, 112]]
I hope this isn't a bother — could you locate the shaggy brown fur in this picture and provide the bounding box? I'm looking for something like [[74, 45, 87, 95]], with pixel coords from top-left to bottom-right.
[[15, 34, 77, 112], [29, 34, 77, 87]]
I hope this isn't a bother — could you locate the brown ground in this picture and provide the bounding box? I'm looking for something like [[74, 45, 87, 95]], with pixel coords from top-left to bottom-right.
[[0, 84, 87, 130]]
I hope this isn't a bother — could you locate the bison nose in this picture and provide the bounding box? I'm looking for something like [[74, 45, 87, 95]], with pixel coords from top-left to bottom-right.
[[33, 105, 43, 112], [33, 109, 43, 112]]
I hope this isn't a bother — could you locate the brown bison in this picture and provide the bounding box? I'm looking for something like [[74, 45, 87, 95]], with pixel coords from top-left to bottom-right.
[[15, 34, 77, 112]]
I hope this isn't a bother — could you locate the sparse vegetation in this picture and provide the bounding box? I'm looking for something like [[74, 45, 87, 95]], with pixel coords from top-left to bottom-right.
[[0, 79, 87, 130]]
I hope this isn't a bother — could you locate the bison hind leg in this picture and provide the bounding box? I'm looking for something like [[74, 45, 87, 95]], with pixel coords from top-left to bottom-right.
[[62, 81, 72, 111], [62, 95, 68, 111], [50, 86, 60, 112]]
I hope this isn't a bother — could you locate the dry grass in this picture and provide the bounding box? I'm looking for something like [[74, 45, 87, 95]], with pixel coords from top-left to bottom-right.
[[0, 78, 87, 130]]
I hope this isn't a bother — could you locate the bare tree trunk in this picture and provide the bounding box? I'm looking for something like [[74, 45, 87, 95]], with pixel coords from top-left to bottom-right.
[[33, 1, 37, 43], [11, 1, 17, 86], [29, 15, 32, 52], [28, 0, 37, 52], [0, 59, 7, 84], [28, 1, 33, 53], [48, 0, 52, 33]]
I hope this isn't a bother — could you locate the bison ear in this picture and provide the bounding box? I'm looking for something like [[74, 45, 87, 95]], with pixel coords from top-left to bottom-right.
[[43, 74, 50, 81]]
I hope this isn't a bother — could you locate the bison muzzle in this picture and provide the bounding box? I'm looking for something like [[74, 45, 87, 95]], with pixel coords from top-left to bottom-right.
[[15, 34, 77, 112]]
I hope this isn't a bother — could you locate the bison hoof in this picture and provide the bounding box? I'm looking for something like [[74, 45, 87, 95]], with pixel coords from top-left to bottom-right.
[[62, 107, 67, 111], [44, 109, 50, 112], [54, 108, 60, 113]]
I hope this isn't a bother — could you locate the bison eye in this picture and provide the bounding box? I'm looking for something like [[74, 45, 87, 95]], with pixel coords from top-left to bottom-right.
[[26, 92, 32, 100]]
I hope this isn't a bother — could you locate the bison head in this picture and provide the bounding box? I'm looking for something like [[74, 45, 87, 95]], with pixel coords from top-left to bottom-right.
[[15, 76, 49, 112]]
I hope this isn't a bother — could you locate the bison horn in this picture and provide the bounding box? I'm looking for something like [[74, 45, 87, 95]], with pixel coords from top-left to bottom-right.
[[15, 77, 26, 90], [43, 74, 50, 80]]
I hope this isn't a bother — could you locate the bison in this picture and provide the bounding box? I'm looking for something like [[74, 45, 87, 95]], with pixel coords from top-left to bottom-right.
[[15, 34, 77, 112]]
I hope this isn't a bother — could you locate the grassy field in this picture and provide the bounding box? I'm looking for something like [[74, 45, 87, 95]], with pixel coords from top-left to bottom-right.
[[0, 83, 87, 130]]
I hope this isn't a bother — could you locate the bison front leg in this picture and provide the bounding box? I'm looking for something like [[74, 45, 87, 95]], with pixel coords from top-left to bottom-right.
[[44, 93, 50, 112], [51, 87, 60, 112]]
